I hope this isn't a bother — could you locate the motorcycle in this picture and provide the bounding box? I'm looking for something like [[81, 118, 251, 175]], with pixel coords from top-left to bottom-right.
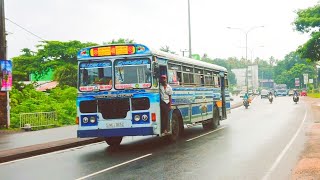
[[268, 95, 273, 104], [243, 99, 249, 109], [293, 95, 299, 104]]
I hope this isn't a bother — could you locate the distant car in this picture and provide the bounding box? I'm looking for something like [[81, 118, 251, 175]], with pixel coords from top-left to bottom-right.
[[288, 90, 294, 96], [301, 90, 307, 96], [276, 89, 287, 96], [260, 89, 269, 99]]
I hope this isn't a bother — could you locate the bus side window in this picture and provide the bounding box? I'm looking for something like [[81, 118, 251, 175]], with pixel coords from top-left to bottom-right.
[[218, 77, 221, 87], [168, 70, 179, 85], [177, 72, 182, 84]]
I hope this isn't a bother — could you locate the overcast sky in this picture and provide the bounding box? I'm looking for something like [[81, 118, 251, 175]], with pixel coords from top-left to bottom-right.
[[4, 0, 319, 60]]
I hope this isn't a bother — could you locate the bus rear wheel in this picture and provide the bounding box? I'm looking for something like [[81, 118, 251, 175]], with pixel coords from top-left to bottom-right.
[[202, 108, 220, 130], [105, 136, 123, 146]]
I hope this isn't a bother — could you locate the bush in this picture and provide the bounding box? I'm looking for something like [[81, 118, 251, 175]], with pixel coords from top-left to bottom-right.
[[9, 85, 77, 128]]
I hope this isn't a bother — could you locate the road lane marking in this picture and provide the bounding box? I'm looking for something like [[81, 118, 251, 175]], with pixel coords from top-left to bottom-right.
[[75, 153, 152, 180], [0, 142, 105, 166], [262, 108, 308, 180], [186, 126, 226, 142]]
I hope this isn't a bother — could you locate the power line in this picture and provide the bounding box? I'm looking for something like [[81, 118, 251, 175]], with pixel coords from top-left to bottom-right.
[[5, 18, 46, 41]]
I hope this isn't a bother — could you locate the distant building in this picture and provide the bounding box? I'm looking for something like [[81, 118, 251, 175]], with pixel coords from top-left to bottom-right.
[[30, 68, 54, 81], [231, 65, 259, 89]]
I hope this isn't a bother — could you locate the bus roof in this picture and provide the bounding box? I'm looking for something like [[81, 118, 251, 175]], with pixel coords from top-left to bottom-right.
[[150, 49, 227, 72], [77, 44, 227, 72]]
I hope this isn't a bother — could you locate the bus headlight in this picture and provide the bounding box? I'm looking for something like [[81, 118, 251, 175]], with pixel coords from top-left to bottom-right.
[[142, 114, 148, 121], [134, 115, 141, 121], [83, 117, 89, 124], [90, 116, 96, 123]]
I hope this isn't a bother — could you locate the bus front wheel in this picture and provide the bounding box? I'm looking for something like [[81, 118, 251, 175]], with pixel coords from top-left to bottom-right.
[[168, 113, 182, 142], [105, 136, 123, 146]]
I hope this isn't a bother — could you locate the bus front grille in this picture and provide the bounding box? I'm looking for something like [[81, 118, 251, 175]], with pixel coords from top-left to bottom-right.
[[98, 99, 130, 119]]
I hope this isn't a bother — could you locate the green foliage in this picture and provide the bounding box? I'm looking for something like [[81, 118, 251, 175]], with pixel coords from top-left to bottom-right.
[[294, 4, 320, 33], [294, 3, 320, 61], [54, 64, 78, 87], [297, 31, 320, 61], [9, 86, 77, 128], [12, 41, 98, 87]]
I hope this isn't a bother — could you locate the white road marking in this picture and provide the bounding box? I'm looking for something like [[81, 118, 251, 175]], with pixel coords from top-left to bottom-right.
[[0, 142, 105, 166], [75, 153, 152, 180], [262, 107, 308, 180], [186, 126, 226, 142]]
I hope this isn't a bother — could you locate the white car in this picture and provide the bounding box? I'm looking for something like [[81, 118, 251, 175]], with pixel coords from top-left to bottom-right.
[[260, 89, 269, 99]]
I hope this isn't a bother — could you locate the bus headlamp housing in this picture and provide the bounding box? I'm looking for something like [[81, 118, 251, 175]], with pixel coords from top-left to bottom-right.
[[81, 115, 98, 126], [134, 115, 141, 121], [90, 116, 96, 123], [83, 117, 89, 124], [132, 112, 150, 124]]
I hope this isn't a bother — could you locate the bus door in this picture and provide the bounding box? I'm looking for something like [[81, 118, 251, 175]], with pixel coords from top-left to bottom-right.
[[220, 73, 227, 119]]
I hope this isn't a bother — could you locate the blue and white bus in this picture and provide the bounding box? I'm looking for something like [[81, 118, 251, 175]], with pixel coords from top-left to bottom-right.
[[76, 44, 230, 146]]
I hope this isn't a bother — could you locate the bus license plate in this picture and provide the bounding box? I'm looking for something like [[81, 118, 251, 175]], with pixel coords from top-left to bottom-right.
[[106, 122, 124, 128]]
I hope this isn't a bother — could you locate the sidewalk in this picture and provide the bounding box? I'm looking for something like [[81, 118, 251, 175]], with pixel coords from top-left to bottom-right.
[[292, 97, 320, 179], [0, 101, 243, 163]]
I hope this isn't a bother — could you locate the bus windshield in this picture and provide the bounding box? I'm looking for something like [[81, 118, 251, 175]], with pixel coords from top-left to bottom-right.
[[79, 61, 112, 91], [114, 59, 151, 89]]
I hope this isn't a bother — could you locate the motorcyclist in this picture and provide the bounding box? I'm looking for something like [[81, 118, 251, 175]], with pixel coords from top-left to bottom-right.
[[293, 89, 299, 103], [243, 92, 249, 101], [243, 92, 250, 108]]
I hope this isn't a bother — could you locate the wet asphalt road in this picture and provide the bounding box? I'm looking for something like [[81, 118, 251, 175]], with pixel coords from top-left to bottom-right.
[[0, 96, 310, 180]]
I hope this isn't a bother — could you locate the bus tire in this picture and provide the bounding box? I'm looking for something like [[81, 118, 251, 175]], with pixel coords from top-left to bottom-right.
[[212, 107, 220, 129], [202, 107, 219, 130], [168, 113, 182, 142], [105, 136, 123, 146]]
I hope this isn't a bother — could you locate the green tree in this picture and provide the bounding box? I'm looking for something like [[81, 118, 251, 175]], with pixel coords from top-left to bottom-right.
[[12, 41, 97, 87], [294, 3, 320, 61]]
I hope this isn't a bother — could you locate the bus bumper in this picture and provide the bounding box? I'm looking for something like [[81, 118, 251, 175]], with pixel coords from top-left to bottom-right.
[[77, 127, 154, 138]]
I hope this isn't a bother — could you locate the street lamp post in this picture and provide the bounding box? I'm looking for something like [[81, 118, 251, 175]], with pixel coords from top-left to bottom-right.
[[227, 26, 264, 93], [188, 0, 192, 58]]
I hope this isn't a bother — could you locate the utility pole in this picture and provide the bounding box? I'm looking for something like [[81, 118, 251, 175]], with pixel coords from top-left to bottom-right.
[[0, 0, 9, 128], [187, 0, 192, 58]]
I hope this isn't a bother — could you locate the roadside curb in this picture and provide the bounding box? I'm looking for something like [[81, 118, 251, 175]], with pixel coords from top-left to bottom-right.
[[0, 137, 104, 163]]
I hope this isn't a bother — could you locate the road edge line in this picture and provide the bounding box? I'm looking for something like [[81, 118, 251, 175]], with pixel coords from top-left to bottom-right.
[[262, 106, 308, 180]]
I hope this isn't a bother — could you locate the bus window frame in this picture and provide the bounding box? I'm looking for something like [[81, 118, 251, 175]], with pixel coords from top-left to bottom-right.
[[113, 58, 152, 90], [78, 60, 113, 92]]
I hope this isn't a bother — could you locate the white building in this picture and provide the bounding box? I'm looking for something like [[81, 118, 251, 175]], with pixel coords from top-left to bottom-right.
[[232, 65, 259, 89]]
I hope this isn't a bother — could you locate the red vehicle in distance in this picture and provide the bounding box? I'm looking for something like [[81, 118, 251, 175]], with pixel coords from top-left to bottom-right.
[[300, 89, 307, 96]]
